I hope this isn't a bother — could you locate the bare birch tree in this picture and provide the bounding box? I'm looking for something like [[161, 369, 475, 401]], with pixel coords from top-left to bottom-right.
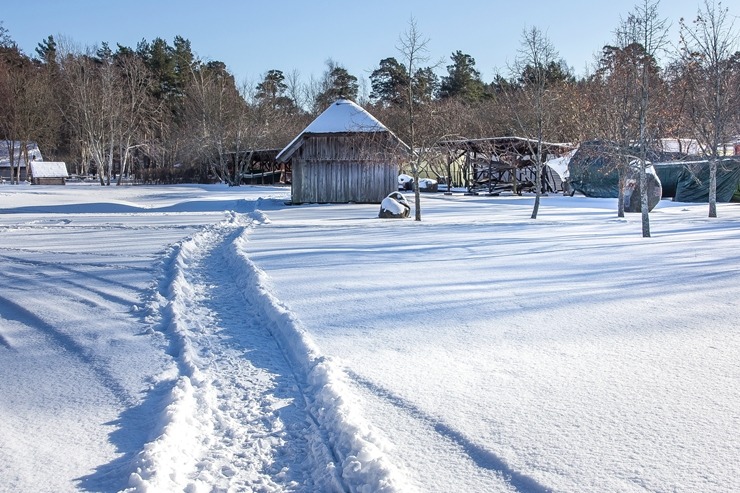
[[113, 53, 159, 184], [510, 26, 561, 219], [587, 41, 651, 217], [679, 0, 739, 217], [0, 56, 24, 184], [184, 61, 242, 183], [59, 47, 123, 185], [618, 0, 670, 237], [0, 46, 56, 184], [397, 17, 432, 221]]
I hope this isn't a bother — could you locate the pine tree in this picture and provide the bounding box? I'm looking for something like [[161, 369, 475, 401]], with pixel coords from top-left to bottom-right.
[[256, 70, 297, 113], [35, 35, 57, 66], [314, 62, 359, 111], [95, 42, 113, 64], [369, 57, 409, 106], [439, 51, 486, 101], [0, 21, 13, 49], [412, 66, 438, 103], [147, 37, 177, 100], [172, 35, 194, 96], [256, 69, 287, 102]]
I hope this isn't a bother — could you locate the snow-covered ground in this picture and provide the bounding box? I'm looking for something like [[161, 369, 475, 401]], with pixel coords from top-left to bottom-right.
[[1, 183, 739, 493]]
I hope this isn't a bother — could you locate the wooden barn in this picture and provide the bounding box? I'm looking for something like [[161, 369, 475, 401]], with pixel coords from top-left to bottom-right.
[[277, 99, 408, 204], [29, 161, 68, 185]]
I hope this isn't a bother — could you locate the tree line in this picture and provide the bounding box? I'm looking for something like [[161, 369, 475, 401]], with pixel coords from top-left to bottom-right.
[[0, 0, 738, 215]]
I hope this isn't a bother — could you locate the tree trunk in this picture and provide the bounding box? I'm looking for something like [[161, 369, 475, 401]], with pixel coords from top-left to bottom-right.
[[639, 77, 650, 237], [617, 171, 625, 218], [531, 161, 541, 219], [531, 194, 540, 219], [531, 134, 543, 219], [106, 149, 113, 186], [117, 144, 127, 186], [21, 143, 29, 184], [640, 159, 650, 237], [708, 159, 717, 218], [412, 155, 422, 221], [7, 141, 17, 185]]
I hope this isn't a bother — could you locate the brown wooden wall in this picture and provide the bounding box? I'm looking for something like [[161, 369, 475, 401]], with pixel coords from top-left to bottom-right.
[[291, 134, 402, 204]]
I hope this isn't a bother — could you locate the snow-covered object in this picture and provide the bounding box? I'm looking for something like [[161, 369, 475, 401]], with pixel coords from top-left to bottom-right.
[[398, 174, 413, 190], [379, 192, 410, 218], [299, 99, 387, 134], [418, 178, 438, 192], [398, 176, 438, 192]]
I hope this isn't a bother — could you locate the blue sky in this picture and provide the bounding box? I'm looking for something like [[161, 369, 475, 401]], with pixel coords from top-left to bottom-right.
[[2, 0, 715, 88]]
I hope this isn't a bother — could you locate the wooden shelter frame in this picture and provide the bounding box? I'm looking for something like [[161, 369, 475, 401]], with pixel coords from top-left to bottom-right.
[[438, 137, 573, 195]]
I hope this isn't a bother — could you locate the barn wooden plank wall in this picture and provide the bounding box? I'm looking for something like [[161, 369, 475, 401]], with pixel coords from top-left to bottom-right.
[[291, 133, 403, 204]]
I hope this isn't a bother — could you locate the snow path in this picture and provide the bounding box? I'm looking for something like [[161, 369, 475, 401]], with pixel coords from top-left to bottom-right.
[[1, 185, 412, 493], [125, 215, 325, 492], [126, 211, 410, 492], [227, 219, 413, 493]]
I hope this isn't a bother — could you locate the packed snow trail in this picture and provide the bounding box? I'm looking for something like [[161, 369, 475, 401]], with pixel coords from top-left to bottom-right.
[[125, 214, 326, 492], [127, 210, 411, 492]]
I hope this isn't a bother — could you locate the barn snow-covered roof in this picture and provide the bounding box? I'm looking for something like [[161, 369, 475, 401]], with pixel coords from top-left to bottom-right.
[[30, 161, 68, 178], [276, 99, 395, 162]]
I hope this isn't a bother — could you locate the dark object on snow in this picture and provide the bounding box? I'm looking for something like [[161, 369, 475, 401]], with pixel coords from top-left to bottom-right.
[[567, 141, 622, 198], [419, 178, 438, 193], [568, 141, 740, 203], [398, 174, 413, 191], [623, 166, 662, 212], [379, 192, 410, 218], [654, 159, 740, 203], [568, 141, 671, 198]]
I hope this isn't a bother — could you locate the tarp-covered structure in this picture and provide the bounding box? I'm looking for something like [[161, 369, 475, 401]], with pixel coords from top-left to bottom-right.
[[568, 140, 740, 202], [653, 160, 740, 202]]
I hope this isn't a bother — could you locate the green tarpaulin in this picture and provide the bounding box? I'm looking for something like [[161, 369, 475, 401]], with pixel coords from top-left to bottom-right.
[[568, 141, 740, 203]]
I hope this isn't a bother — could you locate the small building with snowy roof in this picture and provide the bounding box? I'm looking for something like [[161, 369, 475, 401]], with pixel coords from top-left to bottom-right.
[[29, 161, 68, 185], [277, 99, 409, 204]]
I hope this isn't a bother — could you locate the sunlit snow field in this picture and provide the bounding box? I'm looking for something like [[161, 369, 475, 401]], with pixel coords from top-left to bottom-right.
[[1, 182, 738, 493]]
